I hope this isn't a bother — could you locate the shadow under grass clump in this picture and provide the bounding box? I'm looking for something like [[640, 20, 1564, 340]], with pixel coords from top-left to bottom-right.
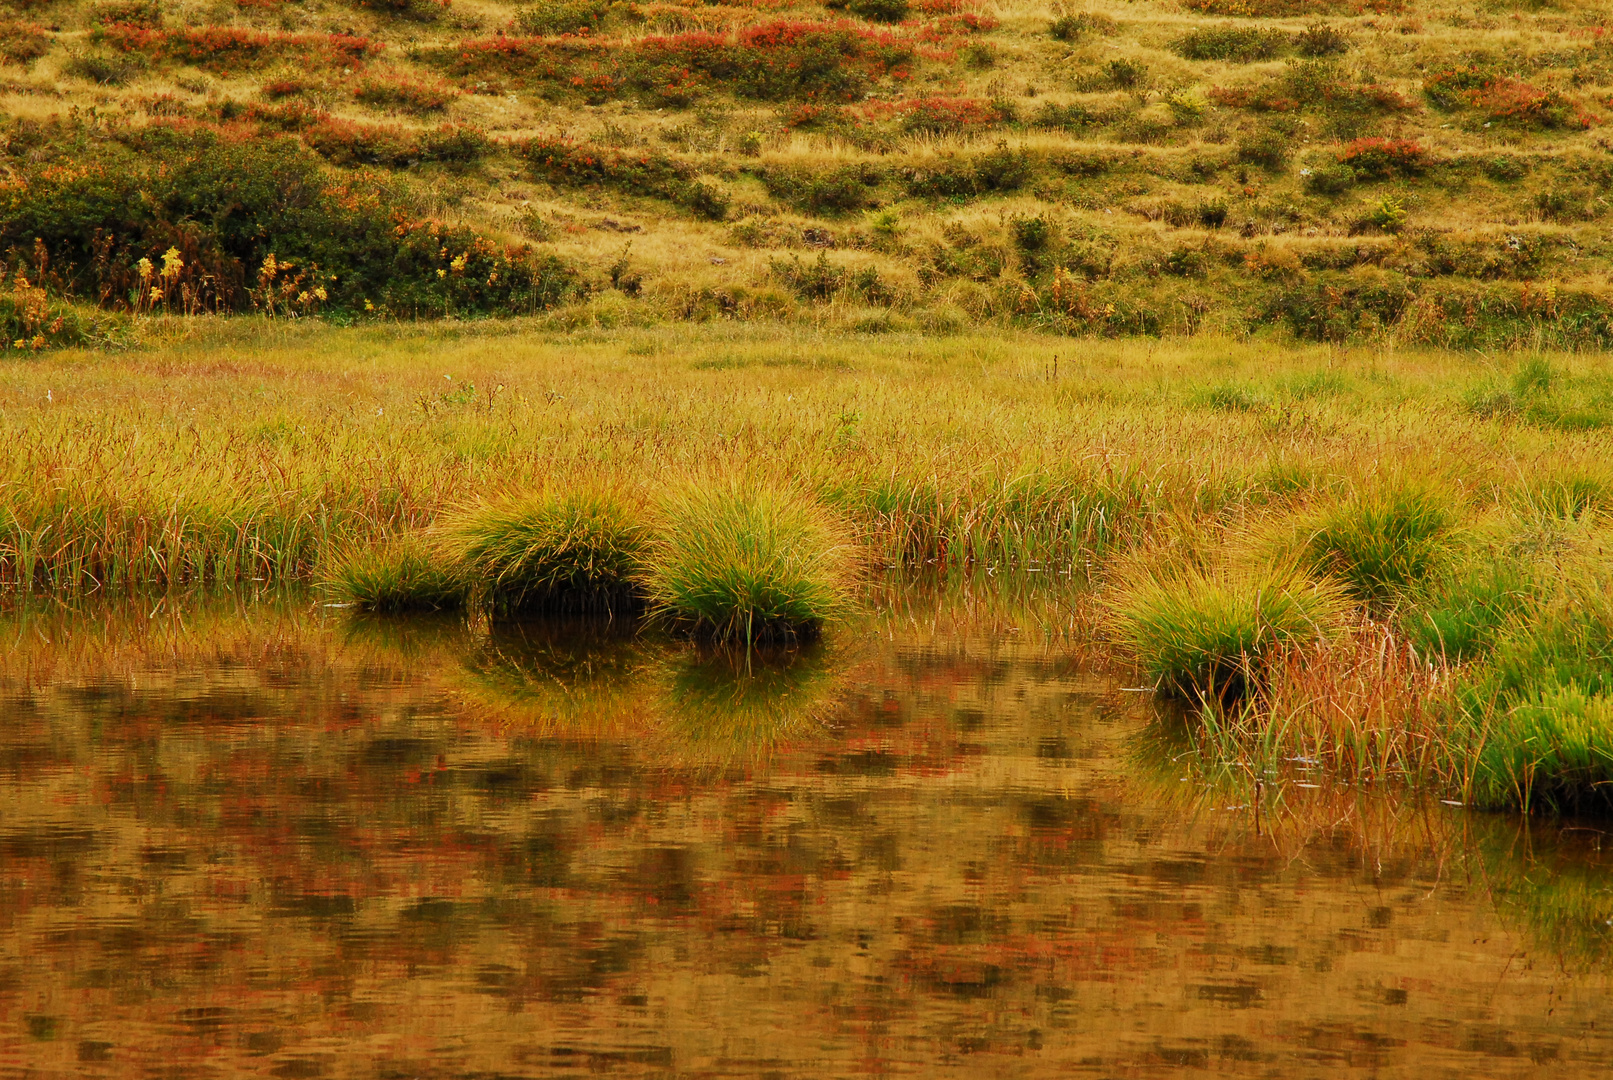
[[1111, 562, 1348, 703], [442, 488, 649, 614], [645, 484, 854, 645], [324, 534, 466, 612], [1291, 483, 1460, 606]]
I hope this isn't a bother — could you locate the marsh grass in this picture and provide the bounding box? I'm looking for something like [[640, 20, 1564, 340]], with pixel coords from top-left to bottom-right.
[[439, 487, 650, 614], [1111, 561, 1349, 702], [1289, 483, 1461, 606], [324, 533, 465, 612], [646, 483, 855, 644]]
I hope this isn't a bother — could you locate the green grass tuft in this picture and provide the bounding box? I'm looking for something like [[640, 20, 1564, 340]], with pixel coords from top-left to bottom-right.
[[1406, 556, 1532, 662], [1292, 483, 1460, 605], [1111, 562, 1348, 702], [324, 534, 466, 612], [1474, 684, 1613, 814], [440, 488, 650, 614], [645, 483, 854, 644]]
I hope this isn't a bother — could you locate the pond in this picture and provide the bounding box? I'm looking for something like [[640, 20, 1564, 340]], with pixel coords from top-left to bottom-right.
[[0, 589, 1610, 1077]]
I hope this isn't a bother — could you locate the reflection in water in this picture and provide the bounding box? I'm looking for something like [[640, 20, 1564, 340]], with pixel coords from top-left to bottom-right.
[[0, 592, 1611, 1077]]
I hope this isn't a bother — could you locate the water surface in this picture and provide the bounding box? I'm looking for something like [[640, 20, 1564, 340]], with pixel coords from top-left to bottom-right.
[[1, 594, 1610, 1077]]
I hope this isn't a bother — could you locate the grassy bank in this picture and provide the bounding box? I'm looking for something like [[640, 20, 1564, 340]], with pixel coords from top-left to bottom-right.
[[4, 319, 1613, 809]]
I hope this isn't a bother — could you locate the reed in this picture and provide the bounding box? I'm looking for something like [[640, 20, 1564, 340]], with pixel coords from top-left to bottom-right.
[[644, 482, 855, 644], [438, 487, 650, 614]]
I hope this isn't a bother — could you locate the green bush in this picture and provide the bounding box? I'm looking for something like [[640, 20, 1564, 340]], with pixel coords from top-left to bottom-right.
[[829, 0, 909, 23], [1294, 23, 1350, 57], [645, 483, 855, 644], [513, 0, 611, 35], [62, 50, 147, 85], [1111, 562, 1348, 701], [1304, 161, 1356, 195], [760, 164, 880, 215], [902, 145, 1030, 198], [1, 127, 577, 318], [1171, 24, 1287, 62]]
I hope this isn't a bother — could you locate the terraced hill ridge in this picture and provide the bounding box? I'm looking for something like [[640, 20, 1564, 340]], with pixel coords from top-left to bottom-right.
[[1, 0, 1611, 346]]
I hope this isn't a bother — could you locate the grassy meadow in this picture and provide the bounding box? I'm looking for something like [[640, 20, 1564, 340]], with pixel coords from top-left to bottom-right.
[[5, 319, 1613, 810]]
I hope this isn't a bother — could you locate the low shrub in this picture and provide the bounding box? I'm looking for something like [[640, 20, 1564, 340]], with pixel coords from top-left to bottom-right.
[[438, 488, 650, 613], [88, 1, 162, 28], [1110, 561, 1348, 702], [881, 96, 1009, 135], [1171, 24, 1288, 63], [1304, 160, 1355, 194], [354, 0, 450, 22], [100, 26, 384, 75], [1290, 483, 1460, 605], [1294, 22, 1350, 57], [1048, 11, 1115, 41], [825, 0, 910, 24], [902, 144, 1030, 198], [0, 21, 49, 65], [62, 50, 147, 85], [644, 483, 855, 644], [1, 128, 576, 318], [1424, 67, 1585, 129], [1336, 137, 1426, 179], [513, 0, 612, 35], [354, 73, 457, 113], [325, 534, 466, 611], [761, 163, 881, 215], [523, 137, 724, 217], [770, 252, 890, 303], [424, 20, 917, 104]]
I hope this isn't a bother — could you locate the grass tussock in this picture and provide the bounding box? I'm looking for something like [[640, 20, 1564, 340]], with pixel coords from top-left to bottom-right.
[[1288, 482, 1462, 606], [439, 487, 650, 614], [1111, 561, 1349, 702], [324, 533, 465, 612], [646, 483, 854, 644]]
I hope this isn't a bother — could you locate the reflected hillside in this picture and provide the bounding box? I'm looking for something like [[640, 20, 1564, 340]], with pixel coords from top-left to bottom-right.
[[0, 590, 1609, 1076]]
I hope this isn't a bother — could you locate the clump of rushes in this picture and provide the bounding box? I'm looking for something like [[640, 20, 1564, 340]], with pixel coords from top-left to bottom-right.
[[325, 533, 466, 612], [1290, 483, 1460, 606], [440, 488, 650, 614], [645, 484, 854, 645], [1112, 562, 1348, 703]]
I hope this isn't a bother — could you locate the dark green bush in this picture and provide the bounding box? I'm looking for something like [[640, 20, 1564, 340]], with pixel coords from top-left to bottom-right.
[[1304, 161, 1356, 195], [831, 0, 909, 23], [1049, 12, 1115, 42], [0, 20, 49, 64], [1484, 155, 1527, 182], [1011, 214, 1051, 252], [88, 1, 162, 28], [761, 164, 881, 215], [62, 50, 147, 85], [513, 0, 610, 35], [1171, 25, 1287, 62], [1294, 23, 1350, 57], [903, 145, 1030, 199], [0, 128, 577, 318]]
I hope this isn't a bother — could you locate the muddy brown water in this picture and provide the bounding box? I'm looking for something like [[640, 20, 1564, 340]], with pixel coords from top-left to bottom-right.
[[1, 594, 1611, 1077]]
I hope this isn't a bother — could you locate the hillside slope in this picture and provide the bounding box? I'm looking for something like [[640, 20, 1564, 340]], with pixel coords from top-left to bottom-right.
[[2, 0, 1611, 346]]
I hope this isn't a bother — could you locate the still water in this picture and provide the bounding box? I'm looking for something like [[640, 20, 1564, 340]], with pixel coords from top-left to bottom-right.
[[1, 591, 1612, 1078]]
